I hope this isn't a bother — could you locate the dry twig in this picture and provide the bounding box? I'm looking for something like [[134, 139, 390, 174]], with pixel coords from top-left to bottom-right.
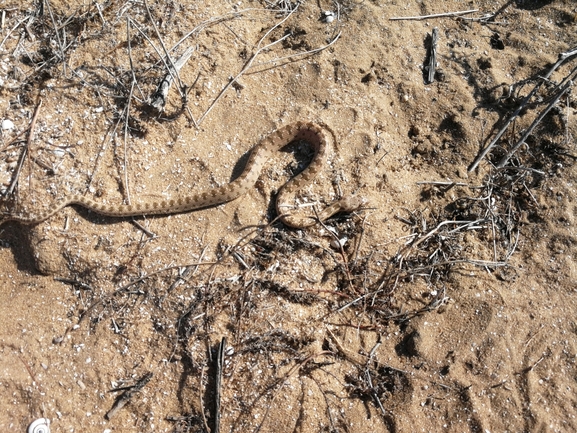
[[469, 45, 577, 171], [6, 99, 42, 197], [425, 27, 439, 85], [496, 69, 576, 168], [389, 9, 478, 21]]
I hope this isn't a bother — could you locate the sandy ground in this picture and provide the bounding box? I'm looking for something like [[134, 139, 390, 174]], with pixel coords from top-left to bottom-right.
[[1, 0, 577, 432]]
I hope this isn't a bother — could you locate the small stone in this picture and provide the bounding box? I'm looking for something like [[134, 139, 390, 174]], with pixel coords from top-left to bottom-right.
[[1, 119, 14, 130], [330, 237, 348, 249], [321, 11, 335, 23]]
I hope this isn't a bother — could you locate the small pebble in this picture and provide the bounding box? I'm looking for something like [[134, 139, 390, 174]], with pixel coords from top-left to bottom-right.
[[1, 119, 14, 130], [330, 236, 348, 249], [321, 11, 335, 23]]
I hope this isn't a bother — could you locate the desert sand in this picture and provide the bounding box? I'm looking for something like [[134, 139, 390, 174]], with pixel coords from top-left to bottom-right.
[[1, 1, 576, 432]]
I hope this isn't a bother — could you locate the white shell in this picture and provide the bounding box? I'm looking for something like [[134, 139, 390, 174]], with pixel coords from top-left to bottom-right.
[[28, 418, 50, 433]]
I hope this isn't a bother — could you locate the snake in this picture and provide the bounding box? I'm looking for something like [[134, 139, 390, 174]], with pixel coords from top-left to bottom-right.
[[0, 121, 364, 228]]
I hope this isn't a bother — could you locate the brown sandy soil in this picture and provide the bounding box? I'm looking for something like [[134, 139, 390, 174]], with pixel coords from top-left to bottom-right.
[[1, 1, 577, 432]]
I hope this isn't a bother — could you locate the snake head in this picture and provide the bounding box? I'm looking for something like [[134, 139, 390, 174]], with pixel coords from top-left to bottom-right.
[[338, 194, 368, 212]]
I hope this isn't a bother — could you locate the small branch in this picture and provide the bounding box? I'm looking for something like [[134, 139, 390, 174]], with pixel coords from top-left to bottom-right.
[[54, 277, 94, 291], [197, 5, 299, 125], [389, 9, 478, 21], [425, 27, 438, 85], [469, 45, 577, 172], [247, 32, 341, 74], [399, 219, 487, 258], [416, 180, 473, 187], [213, 337, 226, 433], [122, 85, 135, 205], [6, 99, 42, 197], [0, 16, 29, 50], [143, 0, 184, 91], [44, 0, 67, 75], [496, 75, 575, 168], [199, 366, 210, 433]]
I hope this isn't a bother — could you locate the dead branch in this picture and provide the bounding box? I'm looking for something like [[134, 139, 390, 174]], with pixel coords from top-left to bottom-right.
[[497, 67, 577, 168], [469, 45, 577, 172]]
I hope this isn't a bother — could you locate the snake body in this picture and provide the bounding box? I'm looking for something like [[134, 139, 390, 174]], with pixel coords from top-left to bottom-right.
[[1, 121, 363, 228]]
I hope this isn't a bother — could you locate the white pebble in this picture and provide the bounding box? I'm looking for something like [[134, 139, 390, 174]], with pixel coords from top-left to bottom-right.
[[1, 119, 14, 130], [330, 237, 348, 249], [322, 11, 335, 23]]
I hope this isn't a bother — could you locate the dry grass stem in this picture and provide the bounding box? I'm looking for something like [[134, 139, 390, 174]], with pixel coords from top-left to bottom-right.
[[5, 99, 42, 197], [389, 9, 478, 21], [197, 5, 299, 124]]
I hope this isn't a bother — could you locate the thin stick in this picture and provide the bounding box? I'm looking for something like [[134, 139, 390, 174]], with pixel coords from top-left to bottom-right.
[[469, 45, 577, 172], [143, 0, 185, 91], [496, 76, 575, 168], [399, 219, 487, 258], [125, 18, 146, 101], [44, 0, 67, 75], [124, 18, 182, 95], [197, 4, 300, 124], [123, 19, 136, 204], [130, 218, 156, 238], [6, 144, 27, 198], [426, 27, 439, 85], [199, 366, 210, 433], [416, 180, 472, 187], [213, 337, 226, 433], [565, 85, 571, 147], [126, 17, 197, 126], [6, 100, 42, 197], [0, 16, 29, 50], [165, 6, 303, 53], [85, 120, 121, 192], [247, 32, 341, 73], [457, 0, 514, 24], [389, 9, 478, 21], [166, 246, 208, 294], [142, 0, 198, 124], [365, 369, 387, 416]]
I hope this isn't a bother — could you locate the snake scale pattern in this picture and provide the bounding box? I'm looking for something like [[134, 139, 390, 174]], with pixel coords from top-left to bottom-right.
[[1, 121, 363, 228]]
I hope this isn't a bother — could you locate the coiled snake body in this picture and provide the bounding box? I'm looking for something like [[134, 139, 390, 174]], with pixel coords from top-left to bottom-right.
[[1, 121, 363, 228]]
